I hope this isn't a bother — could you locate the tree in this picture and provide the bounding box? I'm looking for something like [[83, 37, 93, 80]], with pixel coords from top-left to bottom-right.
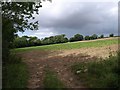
[[2, 1, 42, 63], [69, 37, 75, 42], [63, 37, 68, 43], [35, 39, 41, 46], [109, 33, 114, 37], [74, 34, 83, 41], [41, 34, 68, 45], [100, 34, 104, 38], [41, 37, 50, 45], [90, 34, 98, 40], [29, 36, 38, 46], [85, 36, 90, 40], [12, 36, 42, 48]]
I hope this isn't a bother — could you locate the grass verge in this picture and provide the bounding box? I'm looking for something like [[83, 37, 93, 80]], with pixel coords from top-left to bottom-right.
[[71, 52, 119, 88], [44, 66, 65, 89], [3, 54, 28, 88]]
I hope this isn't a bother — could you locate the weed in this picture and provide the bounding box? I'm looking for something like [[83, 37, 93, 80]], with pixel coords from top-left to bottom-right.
[[71, 52, 119, 88], [43, 66, 65, 89]]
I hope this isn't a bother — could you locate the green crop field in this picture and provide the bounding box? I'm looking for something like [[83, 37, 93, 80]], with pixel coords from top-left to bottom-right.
[[12, 38, 119, 53]]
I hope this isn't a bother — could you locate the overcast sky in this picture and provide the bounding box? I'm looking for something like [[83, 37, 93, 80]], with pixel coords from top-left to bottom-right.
[[18, 0, 119, 39]]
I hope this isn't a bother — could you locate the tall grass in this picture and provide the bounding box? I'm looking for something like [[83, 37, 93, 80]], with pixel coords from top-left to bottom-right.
[[71, 51, 119, 88], [3, 54, 28, 88], [43, 66, 65, 89]]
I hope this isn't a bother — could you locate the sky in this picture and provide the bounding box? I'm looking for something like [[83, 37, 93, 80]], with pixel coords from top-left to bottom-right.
[[18, 0, 119, 39]]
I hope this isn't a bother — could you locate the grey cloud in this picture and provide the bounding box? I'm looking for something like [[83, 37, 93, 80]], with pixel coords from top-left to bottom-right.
[[40, 3, 116, 28], [30, 2, 118, 39]]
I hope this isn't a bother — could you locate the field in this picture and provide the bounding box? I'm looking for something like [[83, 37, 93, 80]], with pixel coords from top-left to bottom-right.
[[13, 37, 118, 52], [10, 37, 119, 88]]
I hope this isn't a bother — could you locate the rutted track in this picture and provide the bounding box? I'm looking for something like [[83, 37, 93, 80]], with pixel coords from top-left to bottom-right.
[[18, 44, 118, 88], [20, 51, 91, 88]]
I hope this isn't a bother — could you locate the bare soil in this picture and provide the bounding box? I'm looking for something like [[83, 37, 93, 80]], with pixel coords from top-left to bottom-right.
[[56, 44, 118, 59], [19, 44, 118, 88]]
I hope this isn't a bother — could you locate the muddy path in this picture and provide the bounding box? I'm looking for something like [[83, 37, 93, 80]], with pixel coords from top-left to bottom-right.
[[45, 55, 94, 88], [20, 50, 92, 88], [18, 44, 118, 88]]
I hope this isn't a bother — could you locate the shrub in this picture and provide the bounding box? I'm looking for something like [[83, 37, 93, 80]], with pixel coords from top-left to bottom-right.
[[109, 33, 114, 37]]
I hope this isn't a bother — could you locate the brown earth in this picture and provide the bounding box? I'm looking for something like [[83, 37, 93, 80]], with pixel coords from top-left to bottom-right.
[[20, 51, 91, 88], [19, 44, 118, 88], [56, 44, 118, 59]]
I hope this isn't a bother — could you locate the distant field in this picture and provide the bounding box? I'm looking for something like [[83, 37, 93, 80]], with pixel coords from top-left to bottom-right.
[[12, 37, 119, 53]]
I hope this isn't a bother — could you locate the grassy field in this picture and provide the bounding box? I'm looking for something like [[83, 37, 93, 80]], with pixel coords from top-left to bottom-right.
[[71, 52, 119, 88], [3, 54, 28, 88], [12, 38, 119, 53]]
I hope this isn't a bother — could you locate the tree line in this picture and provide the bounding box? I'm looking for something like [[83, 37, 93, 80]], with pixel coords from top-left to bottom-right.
[[11, 33, 115, 48], [11, 34, 68, 48]]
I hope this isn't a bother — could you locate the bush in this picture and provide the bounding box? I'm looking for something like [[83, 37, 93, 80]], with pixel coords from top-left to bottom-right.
[[109, 33, 114, 37]]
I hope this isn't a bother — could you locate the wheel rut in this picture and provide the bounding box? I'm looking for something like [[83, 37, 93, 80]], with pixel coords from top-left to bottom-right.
[[19, 50, 91, 88]]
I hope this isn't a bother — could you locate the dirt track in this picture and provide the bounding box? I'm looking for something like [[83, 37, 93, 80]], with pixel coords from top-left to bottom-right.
[[19, 44, 118, 88], [21, 51, 90, 88]]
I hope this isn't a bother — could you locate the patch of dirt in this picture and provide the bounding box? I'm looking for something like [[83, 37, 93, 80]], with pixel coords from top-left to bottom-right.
[[19, 44, 118, 88], [20, 51, 92, 88], [45, 55, 94, 88], [57, 44, 118, 59]]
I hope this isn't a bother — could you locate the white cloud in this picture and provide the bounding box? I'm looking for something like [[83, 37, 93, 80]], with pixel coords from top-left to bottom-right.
[[110, 7, 118, 15]]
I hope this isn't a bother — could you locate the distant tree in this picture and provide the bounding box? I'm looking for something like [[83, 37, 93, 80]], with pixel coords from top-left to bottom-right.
[[89, 36, 93, 40], [91, 34, 98, 40], [85, 36, 90, 40], [35, 39, 41, 46], [74, 34, 84, 41], [59, 34, 68, 43], [69, 37, 75, 42], [64, 37, 68, 43], [13, 36, 28, 48], [49, 36, 55, 44], [100, 34, 104, 38], [41, 37, 49, 45], [29, 36, 37, 45], [12, 36, 42, 48], [109, 33, 114, 37], [41, 34, 68, 45]]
